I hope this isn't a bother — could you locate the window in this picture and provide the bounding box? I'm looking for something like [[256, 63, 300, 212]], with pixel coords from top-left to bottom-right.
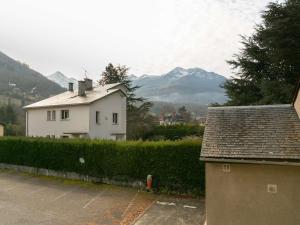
[[112, 113, 118, 125], [96, 111, 100, 124], [47, 111, 51, 121], [116, 134, 125, 141], [52, 110, 56, 121], [47, 110, 56, 121], [61, 110, 70, 120]]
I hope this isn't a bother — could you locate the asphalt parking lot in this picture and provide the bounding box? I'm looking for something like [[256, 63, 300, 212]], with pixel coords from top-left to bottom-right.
[[0, 170, 205, 225]]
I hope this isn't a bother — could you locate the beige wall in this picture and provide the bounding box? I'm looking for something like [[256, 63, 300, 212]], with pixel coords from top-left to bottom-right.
[[205, 162, 300, 225], [294, 89, 300, 118], [0, 125, 4, 136]]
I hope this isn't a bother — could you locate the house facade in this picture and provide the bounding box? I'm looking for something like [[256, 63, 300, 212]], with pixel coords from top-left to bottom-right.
[[0, 123, 4, 137], [24, 79, 127, 140], [200, 87, 300, 225]]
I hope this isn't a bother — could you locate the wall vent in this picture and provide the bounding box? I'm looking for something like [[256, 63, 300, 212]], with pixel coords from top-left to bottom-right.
[[267, 184, 277, 194], [222, 164, 231, 172]]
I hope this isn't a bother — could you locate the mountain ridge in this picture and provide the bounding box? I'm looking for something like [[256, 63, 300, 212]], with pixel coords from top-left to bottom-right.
[[47, 71, 78, 89], [0, 51, 64, 102], [131, 67, 227, 105]]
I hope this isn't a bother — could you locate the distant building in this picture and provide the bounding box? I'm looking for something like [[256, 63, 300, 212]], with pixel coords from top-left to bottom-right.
[[201, 85, 300, 225], [0, 123, 4, 137], [159, 112, 185, 125], [195, 116, 206, 126], [24, 79, 127, 140]]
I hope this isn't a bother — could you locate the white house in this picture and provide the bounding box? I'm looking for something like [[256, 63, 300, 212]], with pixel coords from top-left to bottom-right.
[[24, 79, 127, 140]]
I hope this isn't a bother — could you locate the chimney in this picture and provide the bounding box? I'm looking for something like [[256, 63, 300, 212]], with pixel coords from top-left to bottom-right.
[[68, 82, 74, 92], [84, 78, 93, 91], [78, 81, 86, 96]]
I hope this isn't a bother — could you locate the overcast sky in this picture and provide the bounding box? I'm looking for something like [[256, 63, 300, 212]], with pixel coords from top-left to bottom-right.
[[0, 0, 278, 80]]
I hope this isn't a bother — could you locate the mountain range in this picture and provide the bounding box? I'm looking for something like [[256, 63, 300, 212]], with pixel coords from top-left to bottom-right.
[[130, 67, 227, 105], [47, 71, 78, 89], [0, 50, 227, 106], [48, 67, 227, 105]]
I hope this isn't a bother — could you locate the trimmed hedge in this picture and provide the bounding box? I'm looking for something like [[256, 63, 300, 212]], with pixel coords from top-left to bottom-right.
[[0, 137, 204, 194], [143, 124, 205, 140]]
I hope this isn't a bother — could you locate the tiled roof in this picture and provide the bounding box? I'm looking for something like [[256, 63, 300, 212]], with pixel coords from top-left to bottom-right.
[[201, 104, 300, 161], [24, 83, 125, 109]]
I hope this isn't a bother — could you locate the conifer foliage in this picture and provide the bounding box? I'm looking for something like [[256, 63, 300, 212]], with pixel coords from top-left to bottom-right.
[[224, 0, 300, 105]]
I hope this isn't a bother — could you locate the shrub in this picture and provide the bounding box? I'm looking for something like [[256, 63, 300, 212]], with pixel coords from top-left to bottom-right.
[[0, 137, 204, 194]]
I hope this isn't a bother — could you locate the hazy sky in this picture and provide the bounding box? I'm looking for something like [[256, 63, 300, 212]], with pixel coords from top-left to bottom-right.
[[0, 0, 278, 80]]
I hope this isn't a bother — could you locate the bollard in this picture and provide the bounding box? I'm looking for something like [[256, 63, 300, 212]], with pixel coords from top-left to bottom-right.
[[146, 174, 152, 192]]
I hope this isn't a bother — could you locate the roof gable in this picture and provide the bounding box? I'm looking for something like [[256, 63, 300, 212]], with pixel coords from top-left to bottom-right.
[[201, 104, 300, 162]]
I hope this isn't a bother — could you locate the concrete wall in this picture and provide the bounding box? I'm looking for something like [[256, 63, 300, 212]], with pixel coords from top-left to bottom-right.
[[294, 89, 300, 118], [0, 125, 4, 136], [205, 162, 300, 225], [89, 92, 126, 140], [26, 105, 90, 138]]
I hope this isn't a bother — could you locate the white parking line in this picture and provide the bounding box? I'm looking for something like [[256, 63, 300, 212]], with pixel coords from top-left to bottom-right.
[[183, 205, 197, 209], [83, 189, 106, 209], [121, 192, 139, 219], [5, 184, 18, 192], [51, 187, 80, 202], [156, 201, 176, 206], [28, 187, 46, 196], [52, 192, 68, 201]]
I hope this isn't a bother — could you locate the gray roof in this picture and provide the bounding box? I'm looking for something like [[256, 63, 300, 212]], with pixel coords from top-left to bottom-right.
[[201, 104, 300, 161], [24, 83, 125, 109]]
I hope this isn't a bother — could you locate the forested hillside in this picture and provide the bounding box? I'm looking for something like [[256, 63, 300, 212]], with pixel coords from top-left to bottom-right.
[[0, 51, 64, 100]]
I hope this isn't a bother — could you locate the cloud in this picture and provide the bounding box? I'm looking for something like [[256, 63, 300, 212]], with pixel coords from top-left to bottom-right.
[[0, 0, 276, 79]]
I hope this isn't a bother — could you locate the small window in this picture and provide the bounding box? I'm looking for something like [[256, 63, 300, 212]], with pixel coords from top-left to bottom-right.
[[47, 111, 51, 121], [112, 113, 118, 125], [96, 111, 100, 124], [61, 110, 69, 120], [222, 164, 230, 172], [52, 110, 56, 121]]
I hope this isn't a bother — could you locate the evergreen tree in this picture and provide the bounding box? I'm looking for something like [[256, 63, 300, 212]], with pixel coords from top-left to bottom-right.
[[99, 63, 155, 139], [224, 0, 300, 105]]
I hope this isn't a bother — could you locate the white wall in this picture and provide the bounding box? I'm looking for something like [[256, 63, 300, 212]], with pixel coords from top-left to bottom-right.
[[89, 92, 126, 140], [26, 105, 90, 138], [26, 91, 126, 139]]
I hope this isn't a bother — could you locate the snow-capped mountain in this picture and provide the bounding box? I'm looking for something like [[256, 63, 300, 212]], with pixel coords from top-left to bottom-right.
[[47, 71, 78, 89], [131, 67, 227, 105]]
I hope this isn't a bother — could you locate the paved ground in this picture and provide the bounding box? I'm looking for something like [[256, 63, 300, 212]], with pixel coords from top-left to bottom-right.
[[0, 170, 205, 225]]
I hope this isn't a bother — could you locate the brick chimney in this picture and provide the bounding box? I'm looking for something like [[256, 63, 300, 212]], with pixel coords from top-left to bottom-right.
[[84, 78, 93, 91]]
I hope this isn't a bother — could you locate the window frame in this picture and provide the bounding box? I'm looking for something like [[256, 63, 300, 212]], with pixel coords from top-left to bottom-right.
[[61, 110, 70, 121], [52, 110, 56, 121], [112, 113, 118, 125], [96, 111, 100, 124], [47, 111, 51, 121]]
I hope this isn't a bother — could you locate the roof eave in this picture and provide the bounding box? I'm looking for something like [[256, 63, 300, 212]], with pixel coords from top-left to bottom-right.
[[200, 157, 300, 166]]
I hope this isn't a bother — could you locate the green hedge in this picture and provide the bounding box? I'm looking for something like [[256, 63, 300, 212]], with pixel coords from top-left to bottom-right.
[[143, 124, 205, 140], [0, 137, 204, 194]]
